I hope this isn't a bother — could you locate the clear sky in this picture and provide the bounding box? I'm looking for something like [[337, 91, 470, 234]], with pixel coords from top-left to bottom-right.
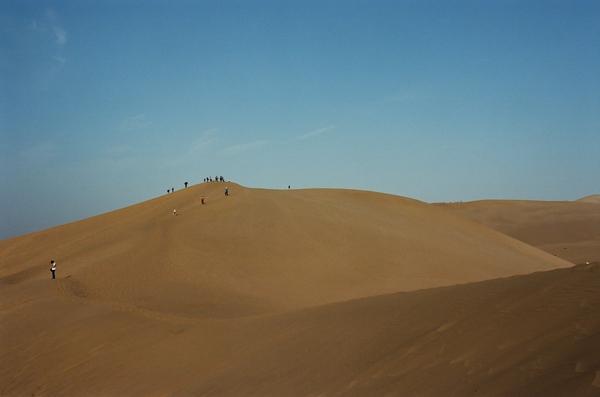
[[1, 0, 599, 239]]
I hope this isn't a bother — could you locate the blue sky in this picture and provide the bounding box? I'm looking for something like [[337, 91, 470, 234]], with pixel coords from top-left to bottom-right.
[[1, 0, 599, 239]]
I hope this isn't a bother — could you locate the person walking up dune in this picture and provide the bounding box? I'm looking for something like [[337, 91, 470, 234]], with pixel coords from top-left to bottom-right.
[[224, 187, 229, 196], [50, 260, 56, 279]]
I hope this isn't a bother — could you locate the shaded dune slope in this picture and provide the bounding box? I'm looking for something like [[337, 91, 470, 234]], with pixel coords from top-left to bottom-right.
[[436, 200, 600, 264], [179, 263, 600, 397], [1, 184, 568, 318]]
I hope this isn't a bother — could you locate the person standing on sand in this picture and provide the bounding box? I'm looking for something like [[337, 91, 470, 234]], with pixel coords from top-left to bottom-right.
[[224, 187, 229, 196], [50, 260, 56, 279], [184, 181, 188, 188], [173, 209, 177, 216]]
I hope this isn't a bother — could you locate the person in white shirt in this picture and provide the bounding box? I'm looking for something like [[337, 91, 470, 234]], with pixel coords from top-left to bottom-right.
[[50, 260, 56, 280]]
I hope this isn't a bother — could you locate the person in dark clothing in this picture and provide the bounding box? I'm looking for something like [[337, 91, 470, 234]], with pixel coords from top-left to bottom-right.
[[184, 182, 188, 188], [50, 260, 56, 279], [224, 187, 229, 196]]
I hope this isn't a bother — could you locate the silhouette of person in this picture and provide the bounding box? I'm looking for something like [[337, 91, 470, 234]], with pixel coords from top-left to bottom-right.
[[288, 185, 290, 189], [184, 182, 188, 188], [50, 260, 56, 279]]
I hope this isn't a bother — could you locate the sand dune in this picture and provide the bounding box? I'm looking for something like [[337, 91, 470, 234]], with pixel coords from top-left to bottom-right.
[[1, 183, 581, 396], [578, 195, 600, 204], [0, 184, 568, 317], [437, 200, 600, 264]]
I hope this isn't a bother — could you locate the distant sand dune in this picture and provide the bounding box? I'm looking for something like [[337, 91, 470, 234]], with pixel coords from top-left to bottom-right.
[[437, 199, 600, 264], [578, 194, 600, 204]]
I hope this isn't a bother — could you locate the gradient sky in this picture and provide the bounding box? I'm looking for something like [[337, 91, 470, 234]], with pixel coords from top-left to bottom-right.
[[1, 0, 599, 239]]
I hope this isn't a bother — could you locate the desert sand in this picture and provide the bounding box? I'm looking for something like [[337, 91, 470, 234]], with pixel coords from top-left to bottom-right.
[[436, 199, 600, 264], [1, 183, 598, 396]]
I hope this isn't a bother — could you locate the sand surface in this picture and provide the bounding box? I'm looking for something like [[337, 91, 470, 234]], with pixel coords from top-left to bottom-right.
[[437, 200, 600, 264], [3, 183, 597, 396]]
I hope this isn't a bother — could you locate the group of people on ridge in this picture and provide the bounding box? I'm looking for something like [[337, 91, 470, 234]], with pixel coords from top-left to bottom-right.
[[204, 176, 225, 183]]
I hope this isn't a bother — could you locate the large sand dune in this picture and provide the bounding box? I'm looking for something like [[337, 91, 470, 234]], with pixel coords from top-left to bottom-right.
[[0, 184, 567, 316], [437, 200, 600, 264], [1, 183, 581, 396]]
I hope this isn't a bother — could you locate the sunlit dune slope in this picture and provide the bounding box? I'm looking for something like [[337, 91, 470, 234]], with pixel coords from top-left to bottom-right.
[[0, 183, 569, 317], [437, 200, 600, 264]]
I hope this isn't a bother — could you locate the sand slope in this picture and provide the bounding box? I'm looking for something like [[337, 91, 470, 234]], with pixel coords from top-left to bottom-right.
[[1, 183, 578, 396], [0, 184, 568, 317], [437, 200, 600, 264], [181, 263, 600, 397], [2, 262, 598, 396]]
